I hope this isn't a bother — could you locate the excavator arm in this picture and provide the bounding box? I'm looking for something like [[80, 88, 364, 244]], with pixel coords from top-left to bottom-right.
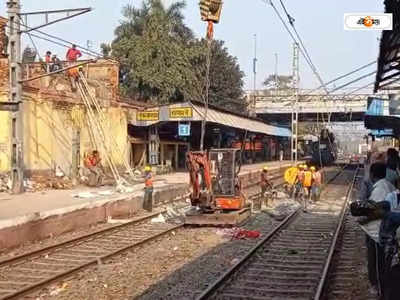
[[186, 151, 213, 208]]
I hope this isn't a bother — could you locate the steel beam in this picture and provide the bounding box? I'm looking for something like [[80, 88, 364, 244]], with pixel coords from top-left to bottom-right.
[[19, 8, 91, 33]]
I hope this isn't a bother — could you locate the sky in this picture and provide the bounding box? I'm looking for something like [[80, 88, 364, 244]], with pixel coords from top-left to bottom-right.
[[0, 0, 383, 91]]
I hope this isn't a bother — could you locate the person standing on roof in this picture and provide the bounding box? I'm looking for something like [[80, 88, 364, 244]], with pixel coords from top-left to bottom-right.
[[66, 44, 82, 62], [260, 166, 273, 209], [143, 165, 154, 212], [50, 54, 62, 72], [44, 51, 52, 72]]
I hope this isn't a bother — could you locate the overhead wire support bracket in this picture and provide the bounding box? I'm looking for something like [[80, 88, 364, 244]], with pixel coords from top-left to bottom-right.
[[18, 7, 92, 33]]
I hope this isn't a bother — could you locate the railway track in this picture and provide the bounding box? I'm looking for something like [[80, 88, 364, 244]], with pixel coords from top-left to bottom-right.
[[197, 165, 359, 300], [323, 168, 376, 300], [0, 210, 182, 300]]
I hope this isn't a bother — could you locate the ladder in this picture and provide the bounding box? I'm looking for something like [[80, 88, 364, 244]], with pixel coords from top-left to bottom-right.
[[75, 70, 137, 189]]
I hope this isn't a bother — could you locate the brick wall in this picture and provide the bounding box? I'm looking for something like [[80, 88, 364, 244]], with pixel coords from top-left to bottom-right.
[[0, 17, 7, 58]]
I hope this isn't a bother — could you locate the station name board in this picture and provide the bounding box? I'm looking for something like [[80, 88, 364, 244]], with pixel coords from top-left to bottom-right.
[[169, 107, 193, 119], [137, 111, 159, 121]]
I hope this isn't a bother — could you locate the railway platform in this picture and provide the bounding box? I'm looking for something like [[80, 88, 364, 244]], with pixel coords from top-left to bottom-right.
[[0, 160, 297, 250]]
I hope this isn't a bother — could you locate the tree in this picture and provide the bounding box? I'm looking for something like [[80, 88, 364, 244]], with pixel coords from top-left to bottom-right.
[[111, 0, 197, 103], [190, 39, 246, 111], [108, 0, 245, 111], [100, 43, 111, 58], [208, 40, 245, 110]]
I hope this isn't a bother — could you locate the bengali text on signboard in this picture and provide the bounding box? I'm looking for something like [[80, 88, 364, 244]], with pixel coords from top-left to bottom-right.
[[137, 111, 159, 121], [169, 107, 193, 119]]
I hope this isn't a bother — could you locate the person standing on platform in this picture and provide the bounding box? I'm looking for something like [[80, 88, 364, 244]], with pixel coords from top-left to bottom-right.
[[143, 165, 154, 212], [386, 148, 400, 187], [365, 163, 396, 296]]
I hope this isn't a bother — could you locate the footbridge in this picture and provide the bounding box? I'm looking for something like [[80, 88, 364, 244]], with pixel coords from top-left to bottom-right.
[[248, 90, 388, 123]]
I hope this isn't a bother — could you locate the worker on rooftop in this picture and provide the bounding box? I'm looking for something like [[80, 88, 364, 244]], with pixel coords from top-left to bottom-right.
[[50, 54, 62, 72], [44, 51, 51, 73], [143, 165, 154, 212], [66, 44, 82, 62]]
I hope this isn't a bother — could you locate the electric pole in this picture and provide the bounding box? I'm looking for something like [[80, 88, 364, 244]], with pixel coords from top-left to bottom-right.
[[252, 34, 257, 116], [275, 53, 278, 95], [7, 0, 24, 194], [291, 43, 299, 162]]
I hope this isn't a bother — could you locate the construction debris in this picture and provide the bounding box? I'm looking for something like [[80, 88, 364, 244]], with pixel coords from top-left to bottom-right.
[[0, 174, 11, 192], [25, 176, 73, 192]]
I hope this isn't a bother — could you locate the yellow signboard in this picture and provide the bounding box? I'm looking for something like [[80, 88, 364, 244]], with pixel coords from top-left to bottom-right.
[[169, 107, 193, 119], [137, 111, 159, 121]]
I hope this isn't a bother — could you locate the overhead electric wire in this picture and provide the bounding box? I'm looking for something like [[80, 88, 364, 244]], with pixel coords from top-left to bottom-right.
[[322, 61, 376, 88], [4, 18, 116, 62], [269, 62, 377, 104], [267, 0, 329, 95], [328, 71, 376, 94]]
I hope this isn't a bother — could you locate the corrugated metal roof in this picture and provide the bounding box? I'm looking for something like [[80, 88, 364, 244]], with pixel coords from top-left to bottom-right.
[[131, 102, 291, 137]]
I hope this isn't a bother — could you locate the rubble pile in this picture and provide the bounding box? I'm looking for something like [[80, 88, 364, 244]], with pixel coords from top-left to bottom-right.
[[26, 176, 73, 192], [263, 191, 301, 221], [0, 174, 11, 192]]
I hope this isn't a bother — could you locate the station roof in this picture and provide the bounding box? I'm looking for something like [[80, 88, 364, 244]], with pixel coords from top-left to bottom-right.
[[131, 101, 291, 137], [374, 0, 400, 93]]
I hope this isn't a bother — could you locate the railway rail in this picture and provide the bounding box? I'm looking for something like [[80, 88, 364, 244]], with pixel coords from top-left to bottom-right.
[[323, 168, 375, 300], [0, 210, 182, 300], [197, 165, 359, 300]]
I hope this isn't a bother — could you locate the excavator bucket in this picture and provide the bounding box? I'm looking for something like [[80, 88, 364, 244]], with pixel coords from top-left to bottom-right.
[[199, 0, 223, 23]]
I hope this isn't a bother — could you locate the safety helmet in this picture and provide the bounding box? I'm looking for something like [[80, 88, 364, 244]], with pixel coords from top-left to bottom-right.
[[310, 166, 316, 171], [263, 166, 268, 171], [144, 165, 151, 171], [303, 165, 308, 170]]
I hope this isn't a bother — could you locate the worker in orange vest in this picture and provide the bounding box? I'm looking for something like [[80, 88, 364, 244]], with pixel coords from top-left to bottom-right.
[[302, 165, 313, 212], [143, 165, 154, 212], [84, 150, 104, 187]]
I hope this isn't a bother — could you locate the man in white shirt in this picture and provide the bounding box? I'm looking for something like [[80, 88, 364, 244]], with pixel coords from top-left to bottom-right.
[[364, 163, 396, 296]]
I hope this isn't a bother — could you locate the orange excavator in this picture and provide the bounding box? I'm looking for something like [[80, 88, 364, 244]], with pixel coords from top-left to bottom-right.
[[185, 149, 250, 225]]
